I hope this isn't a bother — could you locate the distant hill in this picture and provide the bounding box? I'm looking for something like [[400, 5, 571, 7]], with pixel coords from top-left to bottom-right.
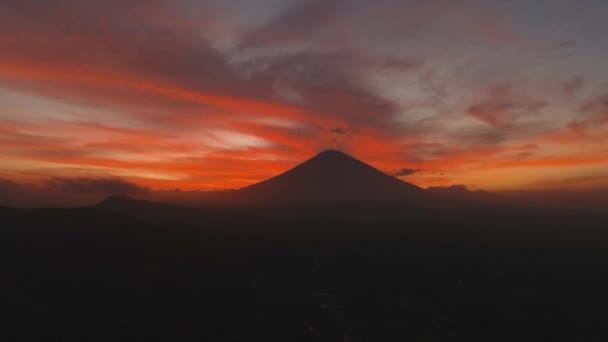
[[97, 195, 215, 224], [427, 185, 608, 213]]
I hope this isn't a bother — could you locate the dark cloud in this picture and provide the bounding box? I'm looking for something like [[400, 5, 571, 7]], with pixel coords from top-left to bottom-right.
[[0, 177, 150, 208], [451, 127, 509, 146], [553, 41, 577, 49], [0, 0, 403, 137], [391, 168, 424, 177], [0, 179, 39, 207], [380, 58, 424, 72], [467, 93, 548, 130], [562, 76, 584, 96], [427, 184, 494, 200], [580, 93, 608, 115], [0, 1, 248, 119], [0, 178, 22, 197], [418, 68, 449, 101], [48, 178, 150, 195], [241, 51, 401, 130], [428, 184, 470, 193], [570, 93, 608, 134], [404, 142, 456, 163], [239, 0, 347, 47], [468, 102, 518, 129], [1, 0, 603, 195]]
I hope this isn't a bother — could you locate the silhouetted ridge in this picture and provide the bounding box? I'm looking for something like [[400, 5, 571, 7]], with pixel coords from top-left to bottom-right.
[[97, 195, 147, 209], [97, 195, 211, 223]]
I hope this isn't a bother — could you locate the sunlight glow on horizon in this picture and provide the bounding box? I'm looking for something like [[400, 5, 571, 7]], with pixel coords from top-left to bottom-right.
[[1, 0, 608, 192]]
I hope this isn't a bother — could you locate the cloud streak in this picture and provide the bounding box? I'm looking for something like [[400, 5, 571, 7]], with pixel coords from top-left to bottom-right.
[[47, 178, 150, 195], [391, 168, 424, 177], [1, 0, 608, 196]]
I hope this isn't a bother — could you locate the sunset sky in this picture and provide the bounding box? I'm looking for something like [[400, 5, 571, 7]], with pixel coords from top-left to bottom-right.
[[1, 0, 608, 192]]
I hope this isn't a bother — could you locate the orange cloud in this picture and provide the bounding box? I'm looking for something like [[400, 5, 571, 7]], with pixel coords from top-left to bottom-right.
[[1, 0, 608, 195]]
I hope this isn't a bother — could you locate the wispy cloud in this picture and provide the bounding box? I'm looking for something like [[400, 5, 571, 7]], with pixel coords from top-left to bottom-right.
[[0, 0, 607, 194], [391, 168, 424, 177]]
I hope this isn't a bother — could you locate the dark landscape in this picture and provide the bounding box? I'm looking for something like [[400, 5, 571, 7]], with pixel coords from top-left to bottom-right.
[[2, 1, 608, 341], [3, 151, 608, 341]]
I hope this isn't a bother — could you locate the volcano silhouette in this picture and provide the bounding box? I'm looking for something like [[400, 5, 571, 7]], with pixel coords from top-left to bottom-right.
[[99, 150, 432, 215], [220, 149, 427, 207]]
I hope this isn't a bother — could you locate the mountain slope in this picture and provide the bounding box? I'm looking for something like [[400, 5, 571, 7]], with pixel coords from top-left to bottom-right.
[[218, 149, 428, 207], [97, 150, 433, 218]]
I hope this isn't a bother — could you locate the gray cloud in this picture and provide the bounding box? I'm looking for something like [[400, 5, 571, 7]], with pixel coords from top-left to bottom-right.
[[450, 126, 509, 147], [391, 168, 424, 177], [562, 76, 584, 96], [426, 184, 494, 200], [403, 140, 464, 162], [381, 58, 424, 71], [48, 178, 150, 195], [239, 50, 401, 131], [553, 41, 577, 49], [0, 1, 247, 120], [0, 0, 604, 194], [0, 0, 404, 136], [570, 93, 608, 134], [466, 87, 548, 130], [239, 0, 348, 47], [427, 184, 470, 193]]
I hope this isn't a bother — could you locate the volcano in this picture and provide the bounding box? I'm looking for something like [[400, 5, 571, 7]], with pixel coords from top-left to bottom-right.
[[216, 149, 428, 207], [99, 150, 432, 215]]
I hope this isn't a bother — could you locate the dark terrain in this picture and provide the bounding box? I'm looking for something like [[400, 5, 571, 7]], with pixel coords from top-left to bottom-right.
[[3, 151, 608, 341]]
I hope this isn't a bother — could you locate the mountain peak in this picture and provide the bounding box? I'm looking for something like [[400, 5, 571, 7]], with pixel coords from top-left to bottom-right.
[[305, 149, 360, 165], [231, 148, 425, 206], [308, 149, 360, 164], [315, 149, 349, 157]]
